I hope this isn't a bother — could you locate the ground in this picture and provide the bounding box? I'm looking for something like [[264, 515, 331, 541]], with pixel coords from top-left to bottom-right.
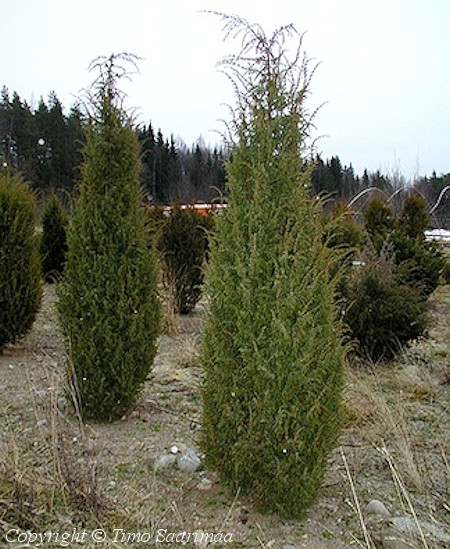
[[0, 283, 449, 548]]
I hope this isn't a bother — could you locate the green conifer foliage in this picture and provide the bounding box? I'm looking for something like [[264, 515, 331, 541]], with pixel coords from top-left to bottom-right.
[[160, 205, 213, 314], [324, 202, 365, 261], [364, 196, 394, 251], [398, 194, 430, 239], [201, 16, 346, 518], [390, 194, 444, 296], [0, 171, 42, 351], [388, 229, 444, 297], [344, 250, 428, 361], [40, 193, 68, 282], [58, 55, 161, 422]]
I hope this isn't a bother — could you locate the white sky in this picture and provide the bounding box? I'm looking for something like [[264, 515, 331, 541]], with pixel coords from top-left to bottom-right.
[[1, 0, 449, 180]]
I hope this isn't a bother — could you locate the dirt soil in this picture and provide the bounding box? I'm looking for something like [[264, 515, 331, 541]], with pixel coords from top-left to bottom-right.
[[0, 284, 449, 548]]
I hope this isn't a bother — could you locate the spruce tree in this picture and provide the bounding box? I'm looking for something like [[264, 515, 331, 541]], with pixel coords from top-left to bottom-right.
[[58, 54, 161, 422], [201, 15, 346, 518]]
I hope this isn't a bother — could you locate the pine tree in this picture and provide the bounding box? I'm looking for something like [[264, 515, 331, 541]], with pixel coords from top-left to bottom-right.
[[201, 15, 346, 518], [58, 54, 161, 422]]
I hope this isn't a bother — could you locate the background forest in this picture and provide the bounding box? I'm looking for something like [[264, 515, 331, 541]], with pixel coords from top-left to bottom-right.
[[1, 86, 450, 227]]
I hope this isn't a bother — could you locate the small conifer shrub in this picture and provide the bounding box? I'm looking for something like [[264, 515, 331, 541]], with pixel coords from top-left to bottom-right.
[[324, 202, 365, 263], [58, 54, 161, 422], [323, 202, 366, 302], [160, 205, 213, 314], [0, 171, 42, 352], [201, 15, 346, 519], [40, 193, 68, 282], [343, 250, 427, 361], [388, 230, 445, 297], [398, 194, 430, 239], [388, 195, 445, 296], [363, 196, 395, 251]]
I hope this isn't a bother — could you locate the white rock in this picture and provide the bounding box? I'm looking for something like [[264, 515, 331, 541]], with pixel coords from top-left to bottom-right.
[[154, 453, 177, 470], [365, 499, 391, 517], [391, 516, 450, 543], [177, 447, 202, 472]]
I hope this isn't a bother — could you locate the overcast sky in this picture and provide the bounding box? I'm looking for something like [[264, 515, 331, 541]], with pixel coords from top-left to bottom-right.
[[1, 0, 449, 180]]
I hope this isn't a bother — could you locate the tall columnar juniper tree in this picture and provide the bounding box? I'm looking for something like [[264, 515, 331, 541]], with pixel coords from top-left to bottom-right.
[[201, 15, 347, 518], [0, 171, 42, 352], [58, 54, 161, 422]]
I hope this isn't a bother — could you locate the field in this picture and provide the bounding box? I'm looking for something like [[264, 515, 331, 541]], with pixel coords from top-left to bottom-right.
[[0, 282, 449, 548]]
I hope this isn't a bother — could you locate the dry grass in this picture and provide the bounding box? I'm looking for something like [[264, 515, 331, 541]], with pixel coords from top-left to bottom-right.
[[344, 363, 426, 492], [161, 284, 179, 336], [0, 366, 111, 536], [340, 287, 450, 547]]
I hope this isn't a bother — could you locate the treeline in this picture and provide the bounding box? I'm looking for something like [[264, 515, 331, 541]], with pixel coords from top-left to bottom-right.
[[1, 86, 449, 223], [0, 88, 85, 192], [138, 124, 226, 203], [309, 155, 450, 225], [0, 87, 226, 204]]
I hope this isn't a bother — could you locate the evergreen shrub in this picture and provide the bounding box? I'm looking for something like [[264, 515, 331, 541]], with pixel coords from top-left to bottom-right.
[[398, 194, 430, 239], [324, 202, 365, 264], [201, 16, 346, 518], [40, 193, 68, 282], [323, 202, 366, 303], [388, 230, 444, 297], [160, 205, 213, 314], [58, 55, 161, 422], [0, 171, 42, 351], [363, 196, 394, 252], [361, 193, 444, 297], [343, 250, 427, 361], [390, 195, 444, 296]]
